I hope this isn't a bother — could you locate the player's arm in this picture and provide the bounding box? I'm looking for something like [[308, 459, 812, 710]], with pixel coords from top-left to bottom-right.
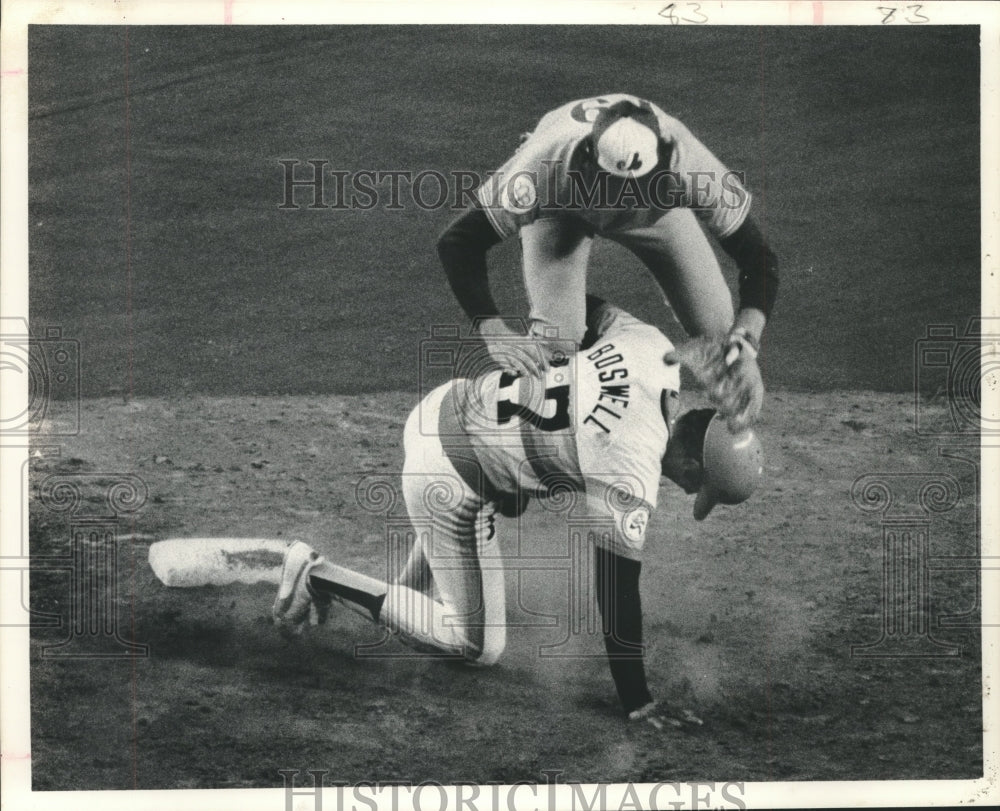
[[438, 207, 548, 376], [593, 544, 653, 715], [594, 538, 704, 729], [717, 213, 779, 347], [437, 207, 504, 322], [663, 206, 776, 432], [667, 120, 778, 344]]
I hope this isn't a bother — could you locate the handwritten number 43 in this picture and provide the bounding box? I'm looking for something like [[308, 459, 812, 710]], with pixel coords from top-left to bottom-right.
[[658, 3, 708, 24], [878, 5, 930, 23]]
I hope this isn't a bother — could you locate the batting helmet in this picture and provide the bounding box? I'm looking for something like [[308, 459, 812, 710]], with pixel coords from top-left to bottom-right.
[[693, 414, 764, 521]]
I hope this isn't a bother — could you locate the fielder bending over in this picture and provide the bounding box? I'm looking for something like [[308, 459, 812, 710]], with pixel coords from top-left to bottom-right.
[[438, 93, 778, 432], [273, 299, 763, 726]]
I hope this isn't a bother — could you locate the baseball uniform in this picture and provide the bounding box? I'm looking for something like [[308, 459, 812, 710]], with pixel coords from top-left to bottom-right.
[[472, 94, 752, 344], [381, 302, 679, 667]]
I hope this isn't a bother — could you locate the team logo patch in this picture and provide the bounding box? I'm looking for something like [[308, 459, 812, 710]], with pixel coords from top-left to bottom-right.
[[502, 173, 537, 212], [621, 507, 649, 545]]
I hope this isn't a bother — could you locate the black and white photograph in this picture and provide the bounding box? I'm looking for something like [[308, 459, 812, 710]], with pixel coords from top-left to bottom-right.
[[1, 2, 997, 809]]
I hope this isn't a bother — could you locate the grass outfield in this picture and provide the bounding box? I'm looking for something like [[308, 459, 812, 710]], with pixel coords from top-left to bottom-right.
[[28, 25, 980, 397]]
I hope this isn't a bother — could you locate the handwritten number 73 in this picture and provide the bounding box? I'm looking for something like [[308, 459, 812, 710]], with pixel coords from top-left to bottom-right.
[[877, 5, 930, 23]]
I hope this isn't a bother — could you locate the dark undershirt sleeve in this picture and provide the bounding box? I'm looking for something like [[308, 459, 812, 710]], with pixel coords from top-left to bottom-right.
[[718, 214, 779, 319], [436, 207, 503, 321], [594, 544, 653, 714], [581, 294, 610, 350]]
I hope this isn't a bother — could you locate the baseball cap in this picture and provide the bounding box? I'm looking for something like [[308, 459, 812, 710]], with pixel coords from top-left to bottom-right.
[[693, 416, 764, 521], [591, 101, 661, 178]]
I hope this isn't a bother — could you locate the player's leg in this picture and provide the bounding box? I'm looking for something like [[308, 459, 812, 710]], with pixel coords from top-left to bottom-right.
[[393, 387, 507, 664], [273, 385, 506, 665], [393, 535, 434, 596], [272, 540, 469, 651], [272, 520, 505, 663], [609, 208, 734, 337], [519, 217, 593, 349], [379, 504, 505, 664]]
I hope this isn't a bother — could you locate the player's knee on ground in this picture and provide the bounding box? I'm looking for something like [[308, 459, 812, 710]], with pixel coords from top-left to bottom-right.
[[382, 584, 471, 657], [382, 584, 505, 666], [469, 630, 505, 667]]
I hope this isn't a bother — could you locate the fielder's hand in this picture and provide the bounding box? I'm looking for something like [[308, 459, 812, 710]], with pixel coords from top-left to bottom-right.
[[628, 700, 704, 731], [664, 329, 764, 433], [476, 317, 559, 378]]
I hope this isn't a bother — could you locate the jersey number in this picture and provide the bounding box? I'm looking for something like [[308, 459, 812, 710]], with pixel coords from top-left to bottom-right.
[[496, 372, 570, 432]]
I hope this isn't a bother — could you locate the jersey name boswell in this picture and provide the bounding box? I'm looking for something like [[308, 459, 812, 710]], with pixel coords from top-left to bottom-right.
[[582, 341, 631, 434]]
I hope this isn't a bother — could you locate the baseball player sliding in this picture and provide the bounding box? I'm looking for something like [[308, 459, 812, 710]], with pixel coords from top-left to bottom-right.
[[273, 298, 763, 726], [437, 93, 778, 432]]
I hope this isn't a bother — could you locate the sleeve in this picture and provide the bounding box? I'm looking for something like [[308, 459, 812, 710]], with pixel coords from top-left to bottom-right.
[[718, 213, 779, 318], [475, 129, 568, 239], [581, 295, 622, 348], [476, 160, 552, 239], [594, 544, 653, 714], [581, 480, 654, 562], [436, 207, 504, 320], [670, 121, 752, 239]]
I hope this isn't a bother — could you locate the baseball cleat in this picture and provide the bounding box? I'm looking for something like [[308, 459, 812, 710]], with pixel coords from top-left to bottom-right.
[[272, 541, 330, 636]]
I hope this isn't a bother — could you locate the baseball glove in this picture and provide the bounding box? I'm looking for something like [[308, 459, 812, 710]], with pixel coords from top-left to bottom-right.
[[665, 330, 764, 433]]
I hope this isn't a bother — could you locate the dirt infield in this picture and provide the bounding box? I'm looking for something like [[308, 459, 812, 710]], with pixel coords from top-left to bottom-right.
[[28, 389, 981, 787]]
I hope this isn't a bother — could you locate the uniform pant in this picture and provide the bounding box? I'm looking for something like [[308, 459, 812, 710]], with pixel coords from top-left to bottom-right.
[[520, 208, 734, 346], [385, 383, 507, 665]]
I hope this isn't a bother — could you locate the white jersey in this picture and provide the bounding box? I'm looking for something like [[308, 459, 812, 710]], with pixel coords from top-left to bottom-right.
[[476, 94, 752, 241], [438, 306, 679, 560]]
